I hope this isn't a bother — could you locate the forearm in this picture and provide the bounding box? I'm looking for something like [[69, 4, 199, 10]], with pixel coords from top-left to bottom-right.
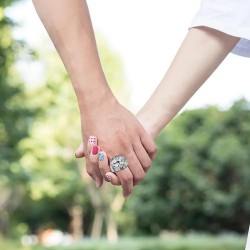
[[138, 27, 240, 138], [32, 0, 114, 112]]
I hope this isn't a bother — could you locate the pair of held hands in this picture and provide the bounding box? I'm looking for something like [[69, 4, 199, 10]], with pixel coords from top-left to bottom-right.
[[75, 133, 157, 198], [76, 99, 158, 198]]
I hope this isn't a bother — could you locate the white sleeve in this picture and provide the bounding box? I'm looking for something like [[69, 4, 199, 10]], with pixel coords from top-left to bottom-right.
[[190, 0, 250, 58]]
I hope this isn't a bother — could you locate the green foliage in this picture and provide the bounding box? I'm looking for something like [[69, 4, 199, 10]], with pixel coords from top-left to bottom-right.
[[1, 8, 129, 235], [0, 0, 32, 183], [14, 33, 130, 234], [12, 49, 88, 234], [0, 0, 34, 222], [126, 99, 250, 234], [1, 0, 250, 239], [96, 34, 130, 106], [1, 0, 130, 237], [0, 234, 246, 250]]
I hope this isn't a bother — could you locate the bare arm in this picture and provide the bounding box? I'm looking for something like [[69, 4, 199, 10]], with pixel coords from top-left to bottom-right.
[[32, 0, 156, 197], [137, 27, 240, 138], [89, 27, 240, 186], [32, 0, 112, 107]]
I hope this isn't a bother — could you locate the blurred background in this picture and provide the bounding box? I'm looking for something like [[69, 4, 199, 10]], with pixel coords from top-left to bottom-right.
[[0, 0, 249, 250]]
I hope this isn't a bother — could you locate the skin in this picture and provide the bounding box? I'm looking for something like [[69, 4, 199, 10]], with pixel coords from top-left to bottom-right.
[[76, 27, 240, 195], [137, 27, 240, 137], [32, 0, 157, 198]]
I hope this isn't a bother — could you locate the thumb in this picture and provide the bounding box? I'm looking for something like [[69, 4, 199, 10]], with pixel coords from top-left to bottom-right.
[[75, 142, 85, 158]]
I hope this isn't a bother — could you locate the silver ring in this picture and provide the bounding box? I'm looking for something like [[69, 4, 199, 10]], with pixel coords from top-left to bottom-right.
[[110, 155, 128, 173]]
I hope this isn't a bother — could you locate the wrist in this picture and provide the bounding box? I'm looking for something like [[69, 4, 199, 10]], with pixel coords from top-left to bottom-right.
[[136, 108, 161, 139], [136, 101, 175, 139], [72, 72, 116, 114], [77, 86, 116, 115]]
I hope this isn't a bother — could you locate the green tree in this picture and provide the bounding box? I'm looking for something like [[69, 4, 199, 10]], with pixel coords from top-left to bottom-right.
[[1, 0, 129, 239], [13, 35, 129, 240], [126, 99, 250, 234], [0, 0, 33, 236]]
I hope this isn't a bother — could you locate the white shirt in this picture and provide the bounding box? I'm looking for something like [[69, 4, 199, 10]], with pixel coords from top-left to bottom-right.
[[190, 0, 250, 57]]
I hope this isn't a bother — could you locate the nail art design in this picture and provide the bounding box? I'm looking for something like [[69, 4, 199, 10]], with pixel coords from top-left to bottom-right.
[[105, 174, 112, 182], [88, 136, 96, 144], [92, 145, 98, 155], [99, 152, 104, 161]]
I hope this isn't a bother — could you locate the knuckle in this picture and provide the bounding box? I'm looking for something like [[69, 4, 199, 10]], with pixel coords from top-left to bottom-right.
[[102, 135, 131, 158], [149, 143, 157, 155], [134, 171, 145, 184], [126, 152, 134, 162], [122, 173, 133, 185], [144, 159, 152, 171], [116, 133, 130, 150], [102, 144, 117, 156]]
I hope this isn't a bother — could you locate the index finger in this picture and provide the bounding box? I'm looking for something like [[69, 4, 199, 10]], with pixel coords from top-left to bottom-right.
[[85, 136, 103, 188]]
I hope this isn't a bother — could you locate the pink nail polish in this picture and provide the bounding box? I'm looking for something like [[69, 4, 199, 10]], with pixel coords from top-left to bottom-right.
[[105, 174, 112, 182], [92, 145, 98, 155]]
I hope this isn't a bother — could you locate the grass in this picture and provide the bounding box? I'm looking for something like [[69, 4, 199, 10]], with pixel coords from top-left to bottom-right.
[[0, 233, 246, 250]]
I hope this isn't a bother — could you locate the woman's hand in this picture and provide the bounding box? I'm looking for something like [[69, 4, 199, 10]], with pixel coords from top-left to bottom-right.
[[75, 110, 158, 198], [79, 99, 157, 198], [33, 0, 156, 196]]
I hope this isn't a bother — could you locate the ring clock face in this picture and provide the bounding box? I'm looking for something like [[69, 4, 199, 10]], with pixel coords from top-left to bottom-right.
[[110, 155, 128, 172]]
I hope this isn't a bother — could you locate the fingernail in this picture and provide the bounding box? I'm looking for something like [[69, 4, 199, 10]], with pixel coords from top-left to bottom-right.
[[88, 136, 96, 144], [99, 152, 104, 161], [124, 194, 131, 199], [75, 152, 78, 158], [92, 145, 98, 155], [105, 174, 112, 182]]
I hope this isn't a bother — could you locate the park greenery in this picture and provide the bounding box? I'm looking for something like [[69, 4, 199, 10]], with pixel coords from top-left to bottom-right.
[[0, 1, 249, 249], [0, 234, 246, 250]]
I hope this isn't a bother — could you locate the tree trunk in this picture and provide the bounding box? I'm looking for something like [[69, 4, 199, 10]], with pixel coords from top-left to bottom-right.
[[0, 186, 24, 236], [0, 211, 9, 236], [106, 210, 118, 243], [69, 205, 83, 240], [77, 161, 125, 240], [78, 162, 104, 239], [105, 192, 125, 242], [91, 207, 104, 238]]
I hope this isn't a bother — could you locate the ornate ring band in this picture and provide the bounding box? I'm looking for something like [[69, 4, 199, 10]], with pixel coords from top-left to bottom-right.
[[110, 155, 128, 173]]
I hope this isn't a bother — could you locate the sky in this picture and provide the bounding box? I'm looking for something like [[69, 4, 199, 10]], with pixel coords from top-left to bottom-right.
[[7, 0, 250, 113]]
